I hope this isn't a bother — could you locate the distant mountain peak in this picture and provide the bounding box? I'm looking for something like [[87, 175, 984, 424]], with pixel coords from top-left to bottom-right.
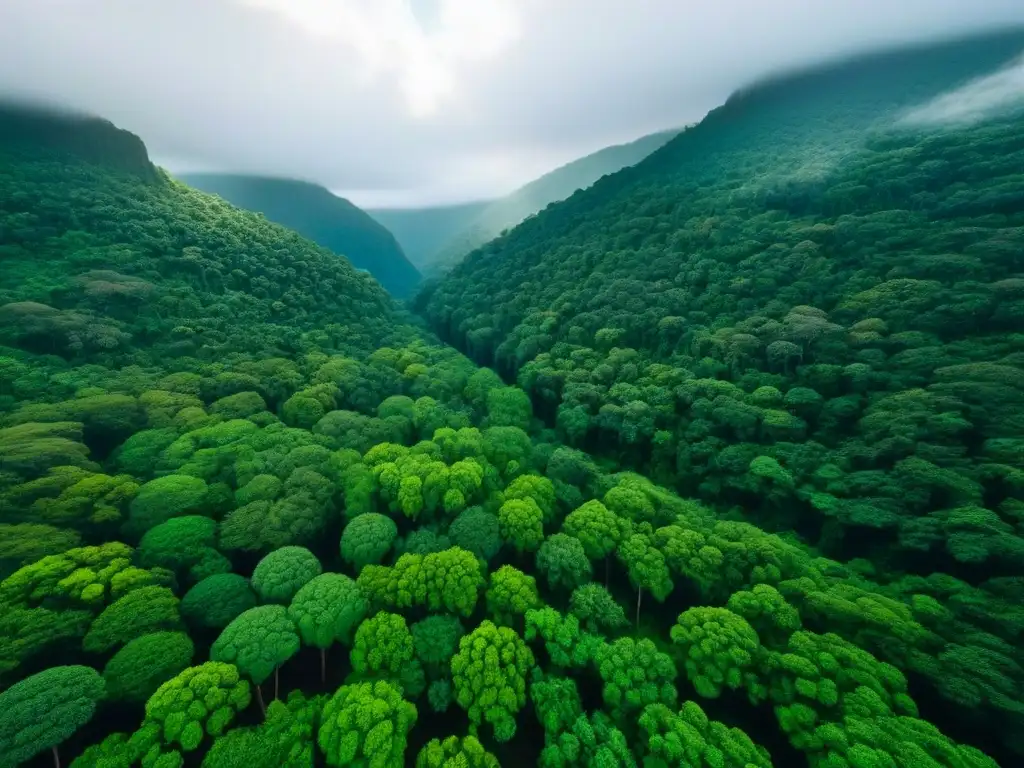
[[0, 100, 158, 180]]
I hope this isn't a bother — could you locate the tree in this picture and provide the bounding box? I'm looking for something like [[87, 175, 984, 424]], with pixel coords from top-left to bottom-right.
[[317, 680, 417, 768], [142, 662, 251, 755], [568, 584, 628, 635], [415, 735, 500, 768], [1, 542, 165, 611], [536, 533, 592, 591], [123, 474, 209, 538], [670, 607, 762, 698], [503, 474, 557, 523], [0, 665, 104, 768], [594, 637, 677, 721], [486, 386, 532, 430], [531, 672, 583, 738], [411, 615, 464, 679], [201, 690, 324, 768], [211, 605, 301, 713], [251, 546, 323, 604], [447, 507, 502, 564], [288, 573, 368, 683], [451, 620, 534, 742], [102, 631, 195, 703], [340, 513, 398, 572], [524, 608, 602, 670], [638, 701, 773, 768], [136, 515, 230, 585], [539, 711, 636, 768], [497, 497, 544, 553], [562, 500, 629, 583], [180, 573, 258, 630], [357, 547, 485, 617], [350, 611, 424, 696], [0, 523, 81, 581], [83, 585, 183, 654], [486, 565, 542, 628], [617, 532, 673, 626]]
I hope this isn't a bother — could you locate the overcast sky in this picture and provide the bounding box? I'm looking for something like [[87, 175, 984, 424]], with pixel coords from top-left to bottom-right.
[[1, 1, 1023, 207]]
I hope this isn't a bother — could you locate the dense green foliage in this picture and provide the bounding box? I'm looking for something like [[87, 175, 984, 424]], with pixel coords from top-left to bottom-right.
[[180, 174, 422, 298], [420, 28, 1024, 764], [4, 30, 1024, 767]]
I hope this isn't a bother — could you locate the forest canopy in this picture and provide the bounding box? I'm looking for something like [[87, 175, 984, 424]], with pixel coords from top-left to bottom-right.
[[2, 27, 1024, 768]]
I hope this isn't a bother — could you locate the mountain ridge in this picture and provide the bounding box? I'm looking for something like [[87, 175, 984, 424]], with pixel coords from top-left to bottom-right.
[[179, 173, 422, 299], [373, 127, 681, 277]]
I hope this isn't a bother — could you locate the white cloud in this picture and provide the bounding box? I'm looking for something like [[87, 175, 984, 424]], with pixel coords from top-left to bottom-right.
[[901, 53, 1024, 126], [235, 0, 522, 117], [1, 0, 1023, 206]]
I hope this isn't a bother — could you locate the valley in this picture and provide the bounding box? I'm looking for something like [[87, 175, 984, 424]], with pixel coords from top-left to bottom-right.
[[1, 25, 1023, 768]]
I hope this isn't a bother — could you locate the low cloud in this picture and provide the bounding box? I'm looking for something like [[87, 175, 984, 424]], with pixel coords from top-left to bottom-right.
[[1, 0, 1023, 206], [901, 53, 1024, 126]]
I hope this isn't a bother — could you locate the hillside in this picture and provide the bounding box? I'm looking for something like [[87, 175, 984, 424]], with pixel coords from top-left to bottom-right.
[[0, 102, 158, 181], [423, 27, 1024, 761], [380, 128, 680, 276], [0, 37, 1022, 768], [0, 105, 419, 373], [368, 200, 490, 270], [180, 174, 422, 298]]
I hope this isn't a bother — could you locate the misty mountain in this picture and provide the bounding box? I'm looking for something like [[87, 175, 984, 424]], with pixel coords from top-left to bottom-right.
[[372, 127, 681, 276], [179, 174, 421, 298], [0, 101, 158, 181], [368, 200, 490, 271]]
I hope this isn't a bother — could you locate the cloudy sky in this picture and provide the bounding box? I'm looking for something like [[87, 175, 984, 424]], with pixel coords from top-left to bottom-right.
[[1, 0, 1023, 207]]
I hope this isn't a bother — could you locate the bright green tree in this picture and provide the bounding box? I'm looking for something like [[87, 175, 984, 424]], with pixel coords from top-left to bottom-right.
[[415, 735, 500, 768], [451, 620, 535, 742], [670, 607, 762, 698], [288, 573, 368, 683], [350, 611, 424, 696], [317, 680, 417, 768]]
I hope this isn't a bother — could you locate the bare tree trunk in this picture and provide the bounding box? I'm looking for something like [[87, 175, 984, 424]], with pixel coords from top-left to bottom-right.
[[320, 648, 327, 685], [605, 556, 610, 587], [256, 684, 266, 716], [52, 746, 61, 768], [636, 587, 643, 629]]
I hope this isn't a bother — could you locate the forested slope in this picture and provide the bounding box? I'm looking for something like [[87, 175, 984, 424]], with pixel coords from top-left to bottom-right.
[[0, 47, 1020, 768], [180, 174, 422, 298], [421, 27, 1024, 762], [369, 200, 490, 271]]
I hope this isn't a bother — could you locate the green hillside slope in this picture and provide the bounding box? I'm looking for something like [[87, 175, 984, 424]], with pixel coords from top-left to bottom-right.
[[368, 200, 490, 270], [180, 174, 422, 298], [423, 28, 1024, 759], [385, 128, 680, 276], [1, 42, 1022, 768], [0, 106, 418, 372]]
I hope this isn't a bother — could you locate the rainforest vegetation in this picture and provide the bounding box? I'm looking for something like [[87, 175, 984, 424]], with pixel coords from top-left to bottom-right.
[[2, 27, 1024, 768], [178, 174, 422, 300]]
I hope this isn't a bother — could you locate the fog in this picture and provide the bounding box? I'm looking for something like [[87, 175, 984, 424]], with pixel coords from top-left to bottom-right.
[[901, 53, 1024, 126], [1, 0, 1023, 206]]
